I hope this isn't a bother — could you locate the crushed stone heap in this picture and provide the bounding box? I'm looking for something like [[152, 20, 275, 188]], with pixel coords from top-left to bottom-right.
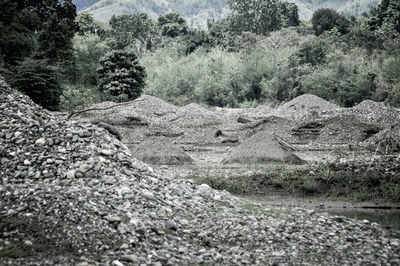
[[1, 77, 400, 265]]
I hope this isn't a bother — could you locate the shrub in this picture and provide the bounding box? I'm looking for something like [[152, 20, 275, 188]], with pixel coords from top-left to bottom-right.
[[8, 58, 62, 110], [97, 50, 146, 101], [59, 84, 105, 111], [311, 8, 350, 36]]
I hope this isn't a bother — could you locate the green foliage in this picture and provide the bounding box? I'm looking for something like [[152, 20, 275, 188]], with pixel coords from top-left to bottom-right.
[[382, 57, 400, 84], [76, 11, 96, 36], [0, 0, 40, 65], [291, 38, 327, 66], [8, 58, 62, 110], [109, 13, 158, 51], [311, 8, 350, 36], [228, 0, 300, 35], [369, 0, 400, 37], [37, 12, 76, 64], [97, 50, 146, 101], [72, 33, 110, 85], [386, 82, 400, 107], [302, 177, 319, 194], [59, 84, 105, 111], [157, 13, 189, 38]]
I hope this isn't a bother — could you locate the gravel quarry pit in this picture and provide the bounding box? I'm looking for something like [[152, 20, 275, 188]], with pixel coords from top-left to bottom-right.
[[1, 76, 400, 265]]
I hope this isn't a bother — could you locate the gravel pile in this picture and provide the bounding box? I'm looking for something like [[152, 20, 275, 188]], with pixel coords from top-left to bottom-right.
[[1, 78, 400, 264], [274, 94, 340, 119], [177, 103, 223, 127], [132, 137, 194, 165], [223, 131, 304, 165]]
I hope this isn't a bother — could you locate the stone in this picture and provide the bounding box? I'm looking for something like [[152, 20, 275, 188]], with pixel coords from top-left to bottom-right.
[[165, 220, 177, 231], [24, 240, 33, 246], [79, 130, 92, 137], [105, 215, 121, 223], [23, 160, 32, 166], [35, 138, 46, 146], [100, 149, 113, 156], [141, 191, 156, 201], [66, 170, 75, 179], [112, 260, 124, 266], [121, 254, 138, 263]]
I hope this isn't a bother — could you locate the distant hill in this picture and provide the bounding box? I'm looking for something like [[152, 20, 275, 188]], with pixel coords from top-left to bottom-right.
[[72, 0, 381, 27], [73, 0, 229, 29]]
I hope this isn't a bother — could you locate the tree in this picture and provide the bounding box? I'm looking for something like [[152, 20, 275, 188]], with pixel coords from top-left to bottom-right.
[[228, 0, 300, 35], [37, 12, 75, 63], [157, 13, 189, 38], [109, 13, 158, 51], [0, 0, 40, 65], [97, 50, 146, 101], [291, 38, 327, 66], [8, 58, 62, 110], [76, 11, 96, 36], [369, 0, 400, 37], [311, 8, 350, 36]]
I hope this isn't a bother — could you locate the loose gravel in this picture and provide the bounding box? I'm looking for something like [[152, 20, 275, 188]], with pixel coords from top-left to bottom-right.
[[1, 77, 400, 265]]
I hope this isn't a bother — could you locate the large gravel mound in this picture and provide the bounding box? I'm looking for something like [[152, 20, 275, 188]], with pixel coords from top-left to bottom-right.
[[223, 131, 304, 164], [275, 94, 339, 118], [1, 77, 400, 265], [132, 137, 194, 165]]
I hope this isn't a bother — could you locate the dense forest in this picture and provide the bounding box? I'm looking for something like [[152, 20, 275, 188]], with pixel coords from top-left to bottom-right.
[[0, 0, 399, 111]]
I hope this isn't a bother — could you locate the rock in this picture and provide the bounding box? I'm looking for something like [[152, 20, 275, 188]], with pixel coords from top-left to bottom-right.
[[112, 260, 124, 266], [23, 160, 32, 166], [66, 170, 75, 179], [141, 191, 156, 201], [105, 215, 122, 223], [165, 220, 177, 231], [79, 130, 92, 137], [35, 138, 46, 146], [121, 254, 138, 263], [24, 240, 33, 246], [100, 149, 113, 156]]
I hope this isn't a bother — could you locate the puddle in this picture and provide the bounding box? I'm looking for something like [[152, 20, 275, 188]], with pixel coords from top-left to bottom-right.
[[324, 208, 400, 231], [245, 194, 400, 232]]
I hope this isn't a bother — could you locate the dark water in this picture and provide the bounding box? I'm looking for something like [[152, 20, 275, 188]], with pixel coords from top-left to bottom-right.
[[325, 208, 400, 231]]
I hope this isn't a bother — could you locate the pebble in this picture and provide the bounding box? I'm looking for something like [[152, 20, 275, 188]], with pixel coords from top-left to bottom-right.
[[0, 79, 399, 266], [141, 191, 156, 201], [122, 254, 139, 263], [35, 138, 45, 146]]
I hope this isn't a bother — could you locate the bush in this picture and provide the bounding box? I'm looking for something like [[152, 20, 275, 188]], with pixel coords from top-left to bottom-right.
[[72, 34, 110, 85], [311, 8, 350, 36], [97, 50, 146, 101], [59, 84, 105, 111], [291, 38, 327, 66], [8, 59, 62, 110]]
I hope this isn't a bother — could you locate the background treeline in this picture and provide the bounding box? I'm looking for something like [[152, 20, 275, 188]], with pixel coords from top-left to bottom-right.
[[1, 0, 399, 111]]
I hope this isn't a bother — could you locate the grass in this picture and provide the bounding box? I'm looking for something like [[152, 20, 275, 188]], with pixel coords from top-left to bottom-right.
[[0, 245, 31, 259]]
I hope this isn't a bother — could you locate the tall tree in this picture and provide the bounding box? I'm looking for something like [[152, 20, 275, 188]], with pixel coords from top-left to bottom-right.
[[109, 13, 158, 51], [228, 0, 299, 35], [37, 12, 75, 63], [311, 8, 350, 36], [97, 50, 146, 101], [0, 0, 40, 66], [157, 13, 189, 38], [369, 0, 400, 36]]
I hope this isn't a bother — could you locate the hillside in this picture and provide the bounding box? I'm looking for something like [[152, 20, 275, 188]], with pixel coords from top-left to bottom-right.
[[73, 0, 380, 26], [74, 0, 229, 28]]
